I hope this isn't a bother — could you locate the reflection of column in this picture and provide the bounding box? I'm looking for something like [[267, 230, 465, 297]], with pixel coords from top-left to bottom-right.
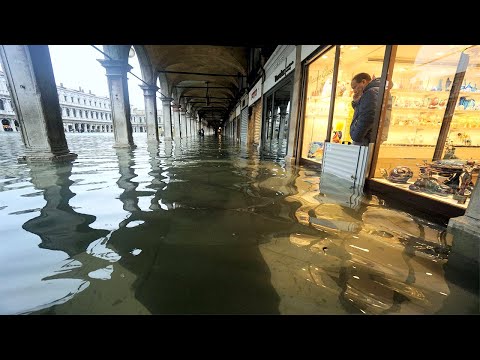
[[98, 59, 135, 148], [22, 162, 109, 257], [277, 101, 289, 142], [115, 148, 140, 215], [162, 98, 173, 140], [140, 84, 159, 143], [437, 226, 479, 314], [0, 45, 76, 162]]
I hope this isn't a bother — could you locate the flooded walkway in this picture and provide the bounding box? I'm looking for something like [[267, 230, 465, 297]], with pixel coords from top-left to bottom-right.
[[0, 132, 478, 314]]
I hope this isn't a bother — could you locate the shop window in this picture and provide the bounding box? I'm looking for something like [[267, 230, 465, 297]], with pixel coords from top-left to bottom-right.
[[301, 47, 336, 163], [373, 45, 479, 209], [330, 45, 386, 146]]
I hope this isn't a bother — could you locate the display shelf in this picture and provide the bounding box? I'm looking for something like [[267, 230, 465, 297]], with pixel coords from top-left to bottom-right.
[[371, 177, 469, 209], [392, 107, 479, 115]]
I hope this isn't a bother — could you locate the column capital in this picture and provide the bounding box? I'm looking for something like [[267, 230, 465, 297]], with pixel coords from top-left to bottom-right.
[[161, 97, 174, 104], [139, 84, 159, 96], [171, 104, 181, 111], [98, 59, 132, 76]]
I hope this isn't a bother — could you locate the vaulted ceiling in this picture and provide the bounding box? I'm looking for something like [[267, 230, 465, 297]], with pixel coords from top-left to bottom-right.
[[143, 45, 250, 127]]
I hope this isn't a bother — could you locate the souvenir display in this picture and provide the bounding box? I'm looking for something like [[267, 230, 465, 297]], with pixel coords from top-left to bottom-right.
[[380, 166, 413, 183]]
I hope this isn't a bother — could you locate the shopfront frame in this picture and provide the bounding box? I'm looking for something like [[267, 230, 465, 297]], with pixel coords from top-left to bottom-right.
[[296, 45, 479, 218]]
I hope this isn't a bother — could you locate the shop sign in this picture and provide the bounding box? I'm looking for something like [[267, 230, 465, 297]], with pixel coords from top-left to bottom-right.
[[248, 80, 262, 106], [274, 60, 294, 82]]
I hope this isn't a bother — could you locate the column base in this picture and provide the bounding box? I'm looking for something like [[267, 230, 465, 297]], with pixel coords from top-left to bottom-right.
[[113, 144, 137, 149], [18, 152, 78, 163], [448, 215, 480, 237]]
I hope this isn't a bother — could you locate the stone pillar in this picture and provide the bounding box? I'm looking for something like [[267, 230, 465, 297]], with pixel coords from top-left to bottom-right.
[[98, 59, 135, 148], [140, 84, 159, 143], [180, 110, 187, 139], [161, 98, 173, 140], [448, 180, 480, 237], [285, 45, 303, 164], [0, 45, 77, 162], [171, 105, 181, 141]]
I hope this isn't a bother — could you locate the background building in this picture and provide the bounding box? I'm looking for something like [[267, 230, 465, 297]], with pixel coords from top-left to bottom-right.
[[1, 70, 162, 133]]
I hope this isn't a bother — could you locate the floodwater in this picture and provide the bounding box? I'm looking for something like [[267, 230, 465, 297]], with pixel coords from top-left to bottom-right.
[[0, 132, 478, 315]]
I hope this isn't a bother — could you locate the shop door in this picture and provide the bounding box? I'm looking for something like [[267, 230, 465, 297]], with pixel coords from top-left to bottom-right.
[[240, 108, 248, 144]]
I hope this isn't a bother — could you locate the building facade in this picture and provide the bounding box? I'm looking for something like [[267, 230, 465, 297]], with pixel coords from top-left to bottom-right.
[[1, 70, 162, 134]]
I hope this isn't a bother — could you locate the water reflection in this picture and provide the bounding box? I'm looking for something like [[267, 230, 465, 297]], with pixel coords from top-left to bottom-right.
[[0, 132, 478, 314]]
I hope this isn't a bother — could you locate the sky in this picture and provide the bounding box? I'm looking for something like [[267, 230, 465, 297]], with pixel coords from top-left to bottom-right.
[[48, 45, 146, 109]]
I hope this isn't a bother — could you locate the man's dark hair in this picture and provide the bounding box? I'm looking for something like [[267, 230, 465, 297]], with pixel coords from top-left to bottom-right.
[[352, 73, 371, 83]]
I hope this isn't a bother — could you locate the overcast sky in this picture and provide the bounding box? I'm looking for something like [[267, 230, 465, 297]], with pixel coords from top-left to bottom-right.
[[48, 45, 145, 109]]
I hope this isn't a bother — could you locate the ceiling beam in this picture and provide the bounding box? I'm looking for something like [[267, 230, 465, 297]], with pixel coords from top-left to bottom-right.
[[158, 70, 246, 77]]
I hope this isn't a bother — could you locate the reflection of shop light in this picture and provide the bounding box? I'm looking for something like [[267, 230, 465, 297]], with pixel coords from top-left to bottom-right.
[[349, 244, 370, 252]]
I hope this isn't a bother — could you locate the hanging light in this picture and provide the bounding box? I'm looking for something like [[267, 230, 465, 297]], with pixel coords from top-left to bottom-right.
[[205, 81, 210, 106]]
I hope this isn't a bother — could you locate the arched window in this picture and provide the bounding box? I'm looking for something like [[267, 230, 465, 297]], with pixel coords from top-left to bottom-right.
[[73, 109, 76, 117], [95, 112, 98, 119], [84, 99, 86, 105], [0, 99, 4, 111], [66, 108, 70, 116]]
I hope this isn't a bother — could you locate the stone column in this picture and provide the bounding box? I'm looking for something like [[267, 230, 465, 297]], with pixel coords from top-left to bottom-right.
[[448, 180, 480, 237], [140, 84, 159, 143], [98, 59, 135, 148], [171, 105, 181, 141], [161, 98, 173, 140], [0, 45, 76, 162], [285, 45, 303, 164], [180, 110, 187, 139]]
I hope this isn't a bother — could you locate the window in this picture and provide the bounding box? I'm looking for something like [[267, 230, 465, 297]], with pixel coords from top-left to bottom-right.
[[71, 97, 74, 102], [64, 95, 67, 101], [301, 46, 336, 163], [372, 45, 480, 209], [0, 99, 4, 111], [66, 108, 70, 116], [84, 99, 86, 105]]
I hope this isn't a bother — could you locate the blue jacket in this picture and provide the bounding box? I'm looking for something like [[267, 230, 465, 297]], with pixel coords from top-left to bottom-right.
[[350, 78, 380, 145]]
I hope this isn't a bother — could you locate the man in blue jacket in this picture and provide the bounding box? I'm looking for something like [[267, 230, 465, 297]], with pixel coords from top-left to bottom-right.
[[350, 73, 380, 146]]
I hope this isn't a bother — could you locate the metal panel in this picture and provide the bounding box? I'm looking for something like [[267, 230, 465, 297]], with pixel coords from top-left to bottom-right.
[[321, 143, 369, 188], [240, 108, 248, 144]]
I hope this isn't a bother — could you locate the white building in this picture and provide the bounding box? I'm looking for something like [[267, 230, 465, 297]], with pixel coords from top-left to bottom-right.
[[0, 70, 18, 131], [1, 70, 162, 133]]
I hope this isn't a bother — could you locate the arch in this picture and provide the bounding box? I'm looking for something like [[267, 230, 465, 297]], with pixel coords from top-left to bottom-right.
[[133, 45, 155, 85]]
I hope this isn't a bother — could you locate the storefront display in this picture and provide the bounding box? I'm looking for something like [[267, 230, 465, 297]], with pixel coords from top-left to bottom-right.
[[372, 45, 480, 209]]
